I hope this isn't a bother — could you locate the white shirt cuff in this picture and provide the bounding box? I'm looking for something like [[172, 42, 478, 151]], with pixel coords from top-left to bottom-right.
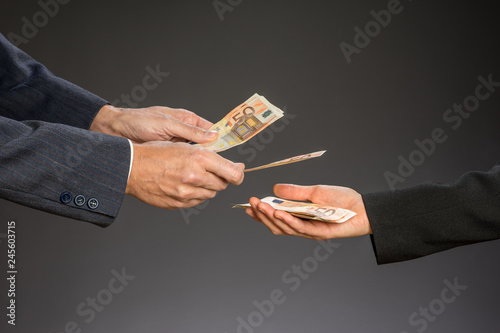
[[127, 139, 134, 181]]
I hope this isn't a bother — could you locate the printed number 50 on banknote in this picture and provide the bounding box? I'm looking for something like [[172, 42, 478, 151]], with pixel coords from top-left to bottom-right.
[[201, 94, 284, 152]]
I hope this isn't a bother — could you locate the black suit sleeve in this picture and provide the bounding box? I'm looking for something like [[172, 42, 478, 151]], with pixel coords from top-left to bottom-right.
[[363, 162, 500, 264], [0, 115, 131, 227], [0, 33, 107, 128]]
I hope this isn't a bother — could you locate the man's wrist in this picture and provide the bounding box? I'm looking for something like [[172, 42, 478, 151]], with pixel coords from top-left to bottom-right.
[[89, 104, 124, 136]]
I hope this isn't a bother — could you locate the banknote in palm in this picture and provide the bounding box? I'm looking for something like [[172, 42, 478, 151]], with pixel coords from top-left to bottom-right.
[[234, 196, 356, 223]]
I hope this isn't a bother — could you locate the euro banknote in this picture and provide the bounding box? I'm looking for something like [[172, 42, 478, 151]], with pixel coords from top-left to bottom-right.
[[244, 150, 326, 172], [233, 196, 356, 223], [200, 94, 284, 152]]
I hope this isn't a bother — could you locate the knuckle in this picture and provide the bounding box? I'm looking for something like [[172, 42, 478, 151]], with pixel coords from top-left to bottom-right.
[[181, 109, 197, 122], [175, 186, 192, 200], [181, 172, 200, 185], [314, 185, 323, 192], [312, 185, 325, 197], [195, 149, 210, 162], [231, 168, 244, 184], [180, 109, 194, 116]]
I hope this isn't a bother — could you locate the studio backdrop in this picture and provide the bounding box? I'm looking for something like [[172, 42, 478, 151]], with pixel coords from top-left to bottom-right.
[[1, 1, 499, 332]]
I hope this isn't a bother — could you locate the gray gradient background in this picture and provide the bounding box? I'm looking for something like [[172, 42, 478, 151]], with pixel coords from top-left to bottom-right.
[[1, 0, 500, 332]]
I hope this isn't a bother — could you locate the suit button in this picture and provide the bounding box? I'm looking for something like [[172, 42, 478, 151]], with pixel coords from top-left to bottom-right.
[[88, 198, 99, 210], [60, 192, 72, 204], [74, 195, 86, 206]]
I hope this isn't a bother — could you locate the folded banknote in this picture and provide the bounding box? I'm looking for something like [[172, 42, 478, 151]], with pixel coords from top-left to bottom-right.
[[244, 150, 326, 172], [233, 196, 356, 223]]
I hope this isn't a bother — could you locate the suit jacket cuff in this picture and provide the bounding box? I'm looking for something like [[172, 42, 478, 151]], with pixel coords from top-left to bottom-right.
[[0, 117, 131, 227]]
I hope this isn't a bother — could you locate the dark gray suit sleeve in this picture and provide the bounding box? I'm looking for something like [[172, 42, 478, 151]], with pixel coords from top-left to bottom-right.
[[0, 33, 107, 128], [0, 115, 131, 227], [363, 162, 500, 264]]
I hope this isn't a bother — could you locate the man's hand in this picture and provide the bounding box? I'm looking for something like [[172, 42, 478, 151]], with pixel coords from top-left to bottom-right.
[[90, 105, 218, 143], [126, 142, 244, 209], [245, 184, 372, 240]]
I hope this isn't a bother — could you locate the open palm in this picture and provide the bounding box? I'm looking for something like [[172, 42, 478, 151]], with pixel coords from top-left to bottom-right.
[[246, 184, 372, 240]]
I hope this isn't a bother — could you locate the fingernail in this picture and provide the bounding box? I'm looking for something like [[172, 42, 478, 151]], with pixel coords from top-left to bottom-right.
[[206, 130, 218, 137]]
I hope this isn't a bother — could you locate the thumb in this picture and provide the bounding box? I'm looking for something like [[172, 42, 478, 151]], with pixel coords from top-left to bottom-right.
[[273, 184, 317, 202], [168, 118, 218, 143]]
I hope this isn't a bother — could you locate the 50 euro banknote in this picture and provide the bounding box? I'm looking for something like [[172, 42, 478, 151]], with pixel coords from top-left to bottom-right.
[[233, 197, 356, 223], [199, 94, 284, 152]]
